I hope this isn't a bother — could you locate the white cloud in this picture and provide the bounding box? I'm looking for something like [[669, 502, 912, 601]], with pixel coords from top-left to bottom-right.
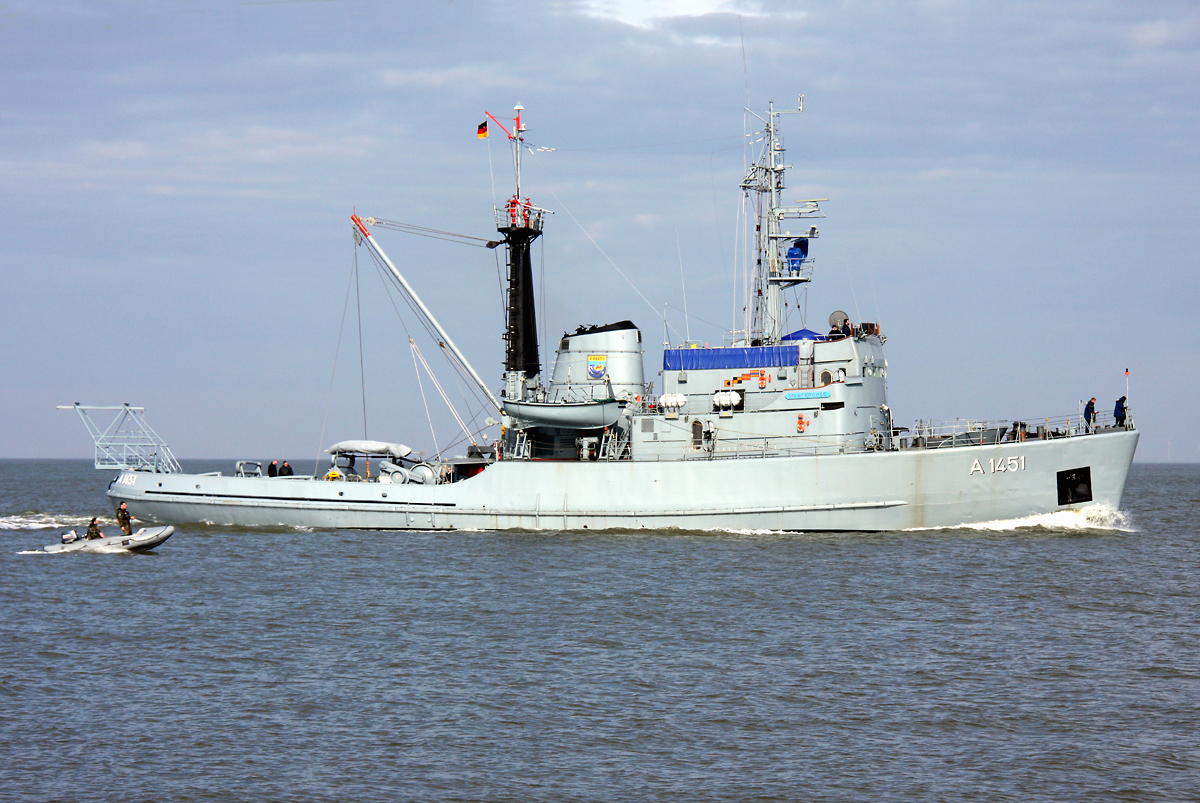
[[579, 0, 761, 28]]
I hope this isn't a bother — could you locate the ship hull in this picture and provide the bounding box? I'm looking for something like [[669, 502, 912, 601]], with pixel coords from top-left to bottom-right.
[[107, 430, 1137, 532]]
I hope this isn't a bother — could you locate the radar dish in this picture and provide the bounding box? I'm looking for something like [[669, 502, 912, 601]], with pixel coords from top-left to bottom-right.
[[829, 310, 849, 329]]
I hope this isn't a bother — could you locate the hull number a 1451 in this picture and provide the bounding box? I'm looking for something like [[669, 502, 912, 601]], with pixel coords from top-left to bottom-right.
[[969, 456, 1026, 475]]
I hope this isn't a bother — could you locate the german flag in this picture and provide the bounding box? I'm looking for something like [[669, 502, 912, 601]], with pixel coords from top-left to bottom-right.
[[477, 121, 488, 139]]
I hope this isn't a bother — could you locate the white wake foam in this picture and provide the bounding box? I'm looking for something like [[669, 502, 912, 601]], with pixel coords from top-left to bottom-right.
[[0, 513, 109, 531], [940, 504, 1134, 533]]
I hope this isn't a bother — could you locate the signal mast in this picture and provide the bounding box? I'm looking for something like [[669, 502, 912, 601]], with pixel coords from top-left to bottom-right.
[[740, 96, 825, 345], [482, 104, 552, 403]]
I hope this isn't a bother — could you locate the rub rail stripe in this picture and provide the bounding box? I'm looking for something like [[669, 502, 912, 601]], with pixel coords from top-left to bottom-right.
[[138, 490, 455, 507], [129, 491, 900, 516]]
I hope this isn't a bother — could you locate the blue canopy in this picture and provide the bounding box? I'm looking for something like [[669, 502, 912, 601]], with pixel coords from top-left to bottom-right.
[[782, 327, 828, 342], [663, 345, 800, 371]]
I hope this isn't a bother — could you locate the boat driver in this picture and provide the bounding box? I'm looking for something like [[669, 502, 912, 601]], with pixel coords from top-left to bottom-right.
[[85, 518, 105, 540]]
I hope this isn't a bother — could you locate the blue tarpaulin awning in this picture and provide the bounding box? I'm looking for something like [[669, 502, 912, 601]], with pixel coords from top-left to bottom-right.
[[663, 345, 801, 371]]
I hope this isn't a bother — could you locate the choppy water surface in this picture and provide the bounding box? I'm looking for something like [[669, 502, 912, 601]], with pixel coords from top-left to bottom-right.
[[2, 460, 1197, 802]]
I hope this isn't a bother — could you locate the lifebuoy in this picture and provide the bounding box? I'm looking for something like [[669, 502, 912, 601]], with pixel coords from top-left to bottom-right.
[[796, 414, 808, 433], [758, 375, 767, 389]]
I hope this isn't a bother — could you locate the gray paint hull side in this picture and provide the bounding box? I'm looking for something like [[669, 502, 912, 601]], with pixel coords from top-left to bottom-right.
[[108, 431, 1138, 531]]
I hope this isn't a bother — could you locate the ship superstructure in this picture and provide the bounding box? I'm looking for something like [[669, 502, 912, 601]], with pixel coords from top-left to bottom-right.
[[83, 99, 1138, 531]]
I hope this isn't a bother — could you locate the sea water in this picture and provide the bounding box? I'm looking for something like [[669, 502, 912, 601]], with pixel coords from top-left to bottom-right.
[[1, 460, 1197, 802]]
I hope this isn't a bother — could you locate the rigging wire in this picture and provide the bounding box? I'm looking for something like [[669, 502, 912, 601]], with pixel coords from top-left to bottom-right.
[[313, 245, 358, 477], [364, 243, 491, 454], [846, 264, 864, 327], [364, 245, 492, 450], [870, 278, 884, 332], [410, 340, 442, 460], [664, 303, 725, 334], [732, 189, 744, 336], [411, 338, 477, 449], [548, 133, 744, 154], [359, 242, 494, 435], [676, 226, 690, 342], [739, 15, 750, 113], [738, 13, 753, 341], [494, 241, 506, 312], [355, 246, 368, 440], [366, 218, 498, 249], [487, 132, 497, 209], [709, 152, 734, 334], [546, 187, 685, 343], [539, 234, 546, 373]]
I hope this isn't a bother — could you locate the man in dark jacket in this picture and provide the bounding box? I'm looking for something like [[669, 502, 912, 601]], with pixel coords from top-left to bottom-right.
[[267, 460, 278, 477], [1083, 397, 1096, 431], [1114, 396, 1127, 427], [116, 501, 133, 536], [279, 461, 294, 476]]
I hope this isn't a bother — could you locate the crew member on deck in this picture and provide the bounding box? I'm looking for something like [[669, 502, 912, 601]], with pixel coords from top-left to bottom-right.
[[116, 501, 134, 536], [267, 460, 278, 477], [1114, 396, 1127, 427], [1084, 398, 1096, 431], [279, 461, 294, 476], [828, 319, 852, 338], [86, 518, 104, 540], [828, 311, 852, 340]]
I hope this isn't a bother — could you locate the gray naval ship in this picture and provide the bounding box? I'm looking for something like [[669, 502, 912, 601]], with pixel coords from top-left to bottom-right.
[[83, 100, 1138, 531]]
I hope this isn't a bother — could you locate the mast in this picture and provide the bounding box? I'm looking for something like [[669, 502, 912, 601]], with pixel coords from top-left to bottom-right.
[[485, 103, 548, 402], [740, 96, 824, 345]]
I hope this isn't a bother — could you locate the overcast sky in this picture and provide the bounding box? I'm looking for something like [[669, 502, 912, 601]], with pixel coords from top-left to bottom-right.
[[2, 0, 1197, 464]]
